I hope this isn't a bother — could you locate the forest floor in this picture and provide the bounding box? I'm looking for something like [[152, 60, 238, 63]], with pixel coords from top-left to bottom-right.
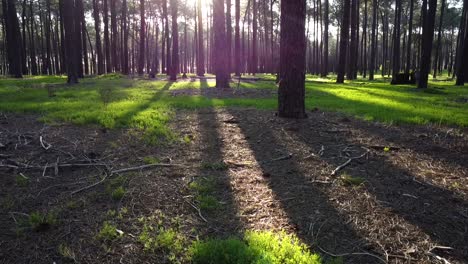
[[0, 75, 467, 263]]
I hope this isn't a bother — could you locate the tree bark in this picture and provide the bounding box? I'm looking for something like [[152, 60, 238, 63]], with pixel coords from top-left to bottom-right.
[[63, 0, 78, 83], [138, 0, 145, 75], [93, 0, 104, 75], [418, 0, 438, 89], [234, 0, 241, 76], [213, 0, 230, 88], [369, 0, 378, 80], [170, 0, 178, 80], [337, 0, 351, 83], [278, 0, 307, 119]]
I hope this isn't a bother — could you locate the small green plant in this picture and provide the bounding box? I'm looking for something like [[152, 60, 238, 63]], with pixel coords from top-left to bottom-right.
[[98, 85, 114, 107], [183, 134, 193, 144], [1, 195, 15, 210], [139, 225, 184, 255], [58, 244, 76, 261], [97, 221, 120, 241], [143, 156, 160, 164], [188, 231, 322, 264], [111, 186, 126, 200], [65, 199, 85, 210], [27, 211, 58, 231], [197, 195, 220, 211], [340, 174, 365, 186], [189, 177, 220, 212], [15, 174, 30, 187], [202, 162, 228, 171]]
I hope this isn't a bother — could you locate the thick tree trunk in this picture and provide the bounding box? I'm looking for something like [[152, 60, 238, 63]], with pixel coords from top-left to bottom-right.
[[226, 0, 232, 74], [391, 0, 402, 84], [337, 0, 351, 83], [251, 0, 257, 75], [138, 0, 145, 75], [103, 0, 111, 73], [63, 0, 78, 83], [2, 0, 23, 78], [213, 0, 230, 88], [321, 0, 329, 77], [369, 0, 377, 80], [170, 0, 178, 80], [111, 0, 118, 71], [418, 0, 438, 89], [347, 0, 358, 80], [122, 0, 129, 74], [433, 0, 445, 78], [406, 0, 414, 74], [234, 0, 241, 76], [93, 0, 104, 75], [456, 0, 468, 85], [74, 0, 84, 78], [278, 0, 306, 119], [196, 0, 205, 76]]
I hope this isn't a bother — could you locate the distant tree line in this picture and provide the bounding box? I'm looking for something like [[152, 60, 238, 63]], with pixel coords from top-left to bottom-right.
[[1, 0, 467, 89]]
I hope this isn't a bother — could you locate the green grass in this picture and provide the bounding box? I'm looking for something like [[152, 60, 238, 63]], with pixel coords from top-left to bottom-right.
[[0, 75, 466, 139], [188, 230, 323, 264]]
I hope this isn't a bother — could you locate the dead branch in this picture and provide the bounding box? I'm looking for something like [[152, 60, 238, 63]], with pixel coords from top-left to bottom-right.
[[184, 199, 208, 223], [71, 174, 109, 195], [111, 163, 187, 174], [317, 245, 387, 263], [331, 151, 369, 176], [39, 136, 51, 150]]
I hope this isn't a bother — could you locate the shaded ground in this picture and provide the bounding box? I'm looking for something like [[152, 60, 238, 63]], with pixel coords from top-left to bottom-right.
[[0, 109, 467, 263]]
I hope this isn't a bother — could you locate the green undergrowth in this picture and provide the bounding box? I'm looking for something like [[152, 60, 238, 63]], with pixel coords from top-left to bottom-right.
[[189, 230, 326, 264], [0, 75, 466, 142]]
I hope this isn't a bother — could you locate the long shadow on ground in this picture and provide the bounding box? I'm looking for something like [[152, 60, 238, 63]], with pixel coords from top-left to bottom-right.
[[225, 108, 468, 263]]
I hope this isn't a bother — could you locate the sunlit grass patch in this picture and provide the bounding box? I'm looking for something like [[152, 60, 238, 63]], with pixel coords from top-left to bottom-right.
[[1, 75, 467, 131], [188, 230, 323, 264]]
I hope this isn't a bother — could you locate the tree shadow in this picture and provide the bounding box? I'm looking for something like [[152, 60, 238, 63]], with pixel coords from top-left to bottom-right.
[[193, 100, 244, 238], [222, 108, 384, 263], [275, 111, 468, 262], [113, 81, 174, 126], [308, 90, 468, 170]]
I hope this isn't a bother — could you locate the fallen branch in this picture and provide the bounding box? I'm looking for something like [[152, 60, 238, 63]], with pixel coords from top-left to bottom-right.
[[317, 245, 387, 264], [262, 153, 293, 164], [71, 174, 109, 195], [184, 199, 208, 223], [111, 163, 187, 174], [331, 151, 369, 176], [39, 136, 51, 150]]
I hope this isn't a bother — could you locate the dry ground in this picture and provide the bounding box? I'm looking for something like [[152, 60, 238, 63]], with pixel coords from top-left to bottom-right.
[[0, 108, 467, 263]]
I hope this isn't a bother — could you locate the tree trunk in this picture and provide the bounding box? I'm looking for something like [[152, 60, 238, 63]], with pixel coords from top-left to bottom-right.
[[122, 0, 129, 74], [433, 0, 445, 78], [251, 0, 257, 75], [138, 0, 145, 75], [321, 0, 329, 77], [278, 0, 307, 119], [369, 0, 377, 80], [234, 0, 241, 76], [405, 0, 414, 74], [93, 0, 104, 75], [226, 0, 232, 74], [213, 0, 230, 88], [337, 0, 351, 83], [170, 0, 178, 80], [418, 0, 438, 89], [2, 0, 23, 78], [456, 0, 468, 85], [103, 0, 111, 73], [391, 0, 402, 84], [63, 0, 78, 83], [347, 0, 358, 80]]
